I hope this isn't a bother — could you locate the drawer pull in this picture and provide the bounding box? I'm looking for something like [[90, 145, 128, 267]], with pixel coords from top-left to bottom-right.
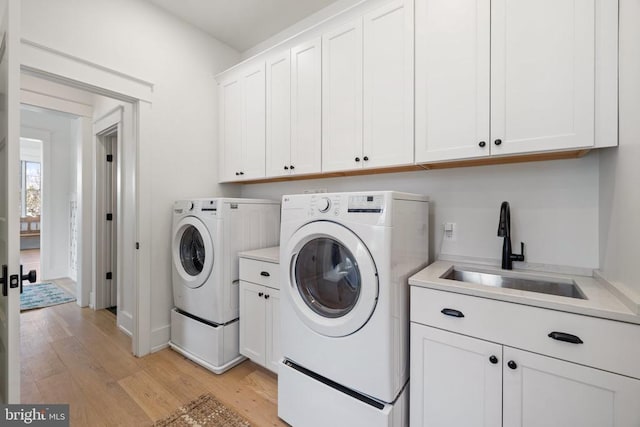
[[265, 294, 270, 300], [258, 292, 264, 297], [548, 331, 583, 344], [441, 308, 465, 318], [260, 271, 270, 277]]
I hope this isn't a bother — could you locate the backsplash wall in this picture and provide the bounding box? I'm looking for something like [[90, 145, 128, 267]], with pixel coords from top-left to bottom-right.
[[240, 153, 600, 271]]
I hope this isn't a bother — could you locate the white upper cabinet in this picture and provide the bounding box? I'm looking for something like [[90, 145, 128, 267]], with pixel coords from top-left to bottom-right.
[[491, 0, 595, 155], [218, 62, 266, 182], [265, 51, 292, 177], [416, 0, 613, 163], [219, 76, 243, 182], [322, 19, 364, 173], [290, 38, 322, 175], [414, 0, 491, 162], [363, 0, 414, 168]]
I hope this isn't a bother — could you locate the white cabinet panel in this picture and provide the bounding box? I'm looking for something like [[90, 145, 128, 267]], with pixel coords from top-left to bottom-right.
[[241, 63, 266, 179], [265, 289, 281, 374], [415, 0, 490, 162], [363, 0, 414, 168], [266, 52, 291, 177], [410, 324, 502, 427], [322, 19, 363, 173], [503, 347, 640, 427], [291, 38, 322, 175], [491, 0, 595, 155], [219, 77, 243, 182], [239, 281, 266, 365]]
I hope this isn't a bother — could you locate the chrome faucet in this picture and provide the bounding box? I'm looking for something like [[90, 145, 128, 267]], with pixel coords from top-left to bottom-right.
[[497, 201, 525, 270]]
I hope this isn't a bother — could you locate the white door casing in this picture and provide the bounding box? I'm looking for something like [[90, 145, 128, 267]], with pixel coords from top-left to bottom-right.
[[0, 0, 21, 403]]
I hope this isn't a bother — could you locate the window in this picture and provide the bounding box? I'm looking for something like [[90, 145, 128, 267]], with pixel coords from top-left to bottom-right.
[[20, 160, 41, 217]]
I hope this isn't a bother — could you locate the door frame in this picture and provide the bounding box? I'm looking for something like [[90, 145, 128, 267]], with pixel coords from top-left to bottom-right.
[[20, 39, 155, 357]]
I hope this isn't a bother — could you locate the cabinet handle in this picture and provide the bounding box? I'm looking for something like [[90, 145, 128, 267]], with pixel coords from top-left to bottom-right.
[[284, 165, 289, 170], [494, 139, 502, 146], [290, 165, 295, 170], [363, 156, 369, 161], [548, 331, 584, 344], [260, 271, 270, 277], [235, 172, 239, 176], [441, 308, 465, 318], [507, 360, 517, 370], [489, 355, 498, 364], [258, 292, 264, 297], [479, 141, 486, 148], [265, 294, 270, 299], [355, 157, 361, 162]]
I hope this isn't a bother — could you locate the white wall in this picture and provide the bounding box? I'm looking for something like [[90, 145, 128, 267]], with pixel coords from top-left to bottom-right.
[[242, 155, 600, 271], [21, 0, 241, 351], [598, 0, 640, 293], [21, 109, 77, 280]]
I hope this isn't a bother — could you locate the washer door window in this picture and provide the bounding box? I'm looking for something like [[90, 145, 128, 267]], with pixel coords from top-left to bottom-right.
[[173, 216, 214, 289], [287, 221, 378, 337]]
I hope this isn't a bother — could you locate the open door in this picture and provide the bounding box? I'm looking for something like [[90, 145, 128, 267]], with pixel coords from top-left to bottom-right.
[[0, 0, 21, 404]]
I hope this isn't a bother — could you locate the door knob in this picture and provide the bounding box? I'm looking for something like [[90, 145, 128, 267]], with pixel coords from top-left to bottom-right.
[[1, 265, 7, 297], [507, 360, 517, 370], [479, 141, 486, 148], [489, 355, 498, 364], [20, 265, 37, 294], [363, 156, 369, 161], [494, 139, 502, 146]]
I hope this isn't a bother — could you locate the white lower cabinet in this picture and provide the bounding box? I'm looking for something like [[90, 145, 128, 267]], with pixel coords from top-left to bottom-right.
[[239, 257, 281, 374], [410, 287, 640, 427]]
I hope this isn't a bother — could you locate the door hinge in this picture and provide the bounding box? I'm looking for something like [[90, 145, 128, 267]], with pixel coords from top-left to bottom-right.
[[106, 154, 113, 162], [106, 272, 113, 280], [106, 213, 113, 221]]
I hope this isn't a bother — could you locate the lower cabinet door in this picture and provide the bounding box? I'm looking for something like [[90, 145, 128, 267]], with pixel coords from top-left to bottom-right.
[[410, 323, 502, 427], [239, 281, 266, 366], [265, 288, 281, 374], [503, 347, 640, 427]]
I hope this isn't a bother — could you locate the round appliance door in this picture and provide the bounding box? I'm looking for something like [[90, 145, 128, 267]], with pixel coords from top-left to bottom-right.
[[172, 216, 214, 289], [285, 221, 378, 337]]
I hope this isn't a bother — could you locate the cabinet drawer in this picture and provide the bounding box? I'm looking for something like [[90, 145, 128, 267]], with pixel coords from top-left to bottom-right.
[[410, 286, 640, 379], [239, 258, 279, 289]]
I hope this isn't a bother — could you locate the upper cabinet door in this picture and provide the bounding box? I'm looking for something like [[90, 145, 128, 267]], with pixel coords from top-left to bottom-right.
[[491, 0, 595, 155], [363, 0, 414, 168], [241, 62, 266, 180], [266, 52, 292, 177], [322, 19, 363, 173], [414, 0, 490, 163], [290, 38, 322, 175], [219, 76, 243, 182]]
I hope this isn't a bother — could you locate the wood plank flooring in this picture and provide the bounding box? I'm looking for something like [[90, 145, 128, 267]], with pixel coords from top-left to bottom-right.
[[21, 302, 286, 426]]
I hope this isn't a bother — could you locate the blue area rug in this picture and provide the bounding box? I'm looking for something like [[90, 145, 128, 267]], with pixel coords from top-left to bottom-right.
[[20, 282, 76, 311]]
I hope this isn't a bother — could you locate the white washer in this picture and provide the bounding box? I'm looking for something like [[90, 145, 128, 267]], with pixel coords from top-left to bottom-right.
[[278, 192, 429, 427], [170, 198, 280, 373]]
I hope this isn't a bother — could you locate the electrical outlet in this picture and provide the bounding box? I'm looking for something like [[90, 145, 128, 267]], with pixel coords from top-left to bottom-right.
[[444, 222, 456, 241]]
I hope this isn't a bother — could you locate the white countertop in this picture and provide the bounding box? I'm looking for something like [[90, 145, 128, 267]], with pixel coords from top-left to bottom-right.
[[409, 260, 640, 325], [238, 246, 280, 263]]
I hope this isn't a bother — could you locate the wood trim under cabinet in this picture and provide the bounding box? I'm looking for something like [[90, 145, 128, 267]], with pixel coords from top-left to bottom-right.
[[227, 149, 590, 184]]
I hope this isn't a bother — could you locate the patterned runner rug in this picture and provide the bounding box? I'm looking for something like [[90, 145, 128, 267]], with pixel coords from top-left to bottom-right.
[[154, 393, 251, 427], [20, 282, 76, 311]]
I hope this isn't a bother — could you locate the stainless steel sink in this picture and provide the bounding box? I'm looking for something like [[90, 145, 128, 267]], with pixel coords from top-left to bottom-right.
[[441, 267, 587, 300]]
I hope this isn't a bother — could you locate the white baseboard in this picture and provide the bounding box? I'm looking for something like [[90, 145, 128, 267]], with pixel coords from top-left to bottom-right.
[[151, 324, 171, 353], [118, 310, 134, 336]]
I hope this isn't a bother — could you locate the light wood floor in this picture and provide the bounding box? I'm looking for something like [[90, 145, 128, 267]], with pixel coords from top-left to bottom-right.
[[21, 302, 286, 426]]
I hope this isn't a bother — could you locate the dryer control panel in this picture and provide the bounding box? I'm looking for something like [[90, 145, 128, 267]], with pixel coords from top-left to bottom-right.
[[347, 195, 384, 213]]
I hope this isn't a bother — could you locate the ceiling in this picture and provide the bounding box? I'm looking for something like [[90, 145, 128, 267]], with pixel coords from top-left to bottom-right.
[[146, 0, 339, 52]]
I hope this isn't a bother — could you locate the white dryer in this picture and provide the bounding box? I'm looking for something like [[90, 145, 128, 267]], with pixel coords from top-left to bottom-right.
[[278, 192, 429, 427], [170, 198, 280, 373]]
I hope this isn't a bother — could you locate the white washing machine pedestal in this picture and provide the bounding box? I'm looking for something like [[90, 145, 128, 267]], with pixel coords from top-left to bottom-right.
[[169, 308, 246, 374], [278, 360, 409, 427]]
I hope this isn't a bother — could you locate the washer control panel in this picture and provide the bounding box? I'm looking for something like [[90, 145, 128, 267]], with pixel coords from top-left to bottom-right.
[[347, 195, 384, 213], [317, 197, 331, 213]]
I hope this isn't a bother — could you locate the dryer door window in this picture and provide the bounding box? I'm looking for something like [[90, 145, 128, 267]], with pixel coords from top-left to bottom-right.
[[295, 238, 361, 318], [180, 225, 206, 276], [285, 221, 378, 337], [173, 216, 214, 289]]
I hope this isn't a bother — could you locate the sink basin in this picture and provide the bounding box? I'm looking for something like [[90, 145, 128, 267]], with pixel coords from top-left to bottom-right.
[[441, 267, 587, 300]]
